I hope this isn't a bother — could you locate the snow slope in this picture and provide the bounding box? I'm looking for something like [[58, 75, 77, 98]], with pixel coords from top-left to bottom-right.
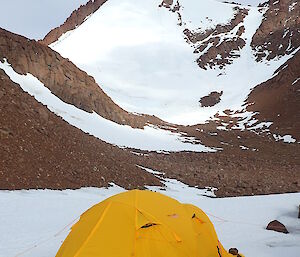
[[175, 0, 235, 31], [51, 0, 293, 125], [0, 185, 299, 257], [0, 60, 214, 153]]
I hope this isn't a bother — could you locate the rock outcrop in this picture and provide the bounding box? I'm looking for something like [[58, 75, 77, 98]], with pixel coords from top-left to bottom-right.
[[41, 0, 108, 45], [199, 91, 223, 107], [266, 220, 289, 234], [183, 7, 248, 69], [252, 0, 300, 61], [0, 28, 162, 128], [229, 248, 241, 256]]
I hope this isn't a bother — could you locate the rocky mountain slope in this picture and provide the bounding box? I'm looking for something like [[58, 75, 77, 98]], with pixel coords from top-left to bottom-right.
[[0, 67, 159, 190], [252, 0, 300, 61], [0, 28, 165, 128], [0, 0, 299, 197], [247, 50, 300, 139], [1, 53, 299, 196]]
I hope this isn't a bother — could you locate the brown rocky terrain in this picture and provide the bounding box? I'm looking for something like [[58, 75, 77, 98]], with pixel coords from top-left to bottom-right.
[[1, 64, 299, 196], [137, 134, 300, 197], [0, 28, 164, 129], [247, 49, 300, 140], [0, 68, 159, 190], [252, 0, 300, 61], [1, 57, 299, 197], [41, 0, 108, 45], [0, 0, 299, 198]]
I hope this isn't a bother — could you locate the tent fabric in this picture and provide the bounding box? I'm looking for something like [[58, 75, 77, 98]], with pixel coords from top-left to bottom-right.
[[56, 190, 238, 257]]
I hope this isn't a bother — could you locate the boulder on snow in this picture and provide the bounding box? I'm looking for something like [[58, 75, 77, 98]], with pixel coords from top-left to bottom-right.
[[229, 248, 239, 255], [199, 91, 223, 107], [228, 248, 243, 256], [266, 220, 289, 234]]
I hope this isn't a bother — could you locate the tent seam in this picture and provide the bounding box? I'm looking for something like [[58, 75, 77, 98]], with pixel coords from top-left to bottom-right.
[[73, 202, 112, 257]]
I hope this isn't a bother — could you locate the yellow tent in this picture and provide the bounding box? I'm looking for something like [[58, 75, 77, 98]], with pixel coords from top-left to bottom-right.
[[56, 190, 238, 257]]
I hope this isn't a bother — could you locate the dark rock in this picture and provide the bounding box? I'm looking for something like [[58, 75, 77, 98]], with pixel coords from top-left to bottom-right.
[[199, 91, 223, 107], [229, 248, 239, 255], [266, 220, 289, 234]]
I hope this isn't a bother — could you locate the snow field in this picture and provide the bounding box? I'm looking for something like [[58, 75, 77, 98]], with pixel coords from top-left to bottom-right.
[[51, 0, 294, 125], [0, 183, 299, 257]]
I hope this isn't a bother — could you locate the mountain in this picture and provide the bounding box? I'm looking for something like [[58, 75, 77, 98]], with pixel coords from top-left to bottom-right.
[[0, 0, 299, 197], [48, 0, 300, 134]]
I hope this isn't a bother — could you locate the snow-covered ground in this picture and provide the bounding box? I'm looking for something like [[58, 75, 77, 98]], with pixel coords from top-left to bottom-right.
[[0, 183, 299, 257], [51, 0, 292, 125], [176, 0, 235, 31], [0, 60, 214, 153]]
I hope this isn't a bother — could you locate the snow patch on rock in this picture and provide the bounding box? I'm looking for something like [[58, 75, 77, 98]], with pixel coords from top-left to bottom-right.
[[0, 60, 215, 153]]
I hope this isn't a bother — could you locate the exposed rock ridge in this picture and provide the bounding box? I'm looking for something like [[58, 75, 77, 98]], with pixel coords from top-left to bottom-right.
[[252, 0, 300, 61], [183, 7, 248, 69], [159, 1, 249, 70], [41, 0, 108, 45], [0, 28, 162, 128]]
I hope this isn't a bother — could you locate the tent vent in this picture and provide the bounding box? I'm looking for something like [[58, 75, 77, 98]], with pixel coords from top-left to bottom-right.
[[192, 214, 205, 224], [141, 223, 157, 229]]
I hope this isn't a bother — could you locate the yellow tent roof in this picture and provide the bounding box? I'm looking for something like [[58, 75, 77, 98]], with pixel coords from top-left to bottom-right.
[[56, 190, 235, 257]]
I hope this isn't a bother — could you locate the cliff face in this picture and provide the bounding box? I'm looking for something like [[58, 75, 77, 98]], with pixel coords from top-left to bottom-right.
[[41, 0, 108, 45], [0, 28, 162, 128]]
